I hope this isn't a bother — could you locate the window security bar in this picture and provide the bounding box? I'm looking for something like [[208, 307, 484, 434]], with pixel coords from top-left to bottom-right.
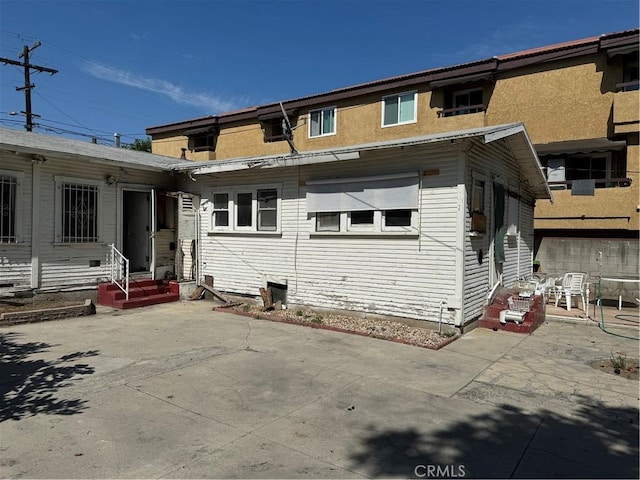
[[0, 175, 17, 243], [62, 183, 98, 242]]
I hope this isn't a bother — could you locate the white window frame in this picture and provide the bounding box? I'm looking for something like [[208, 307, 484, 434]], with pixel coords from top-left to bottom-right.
[[311, 210, 418, 235], [54, 176, 104, 244], [308, 106, 337, 138], [348, 210, 376, 232], [0, 169, 24, 244], [471, 173, 487, 214], [382, 91, 417, 127], [211, 192, 230, 230], [452, 87, 483, 115], [315, 212, 341, 232], [234, 190, 254, 231], [256, 188, 278, 232], [208, 184, 282, 234], [382, 209, 417, 233]]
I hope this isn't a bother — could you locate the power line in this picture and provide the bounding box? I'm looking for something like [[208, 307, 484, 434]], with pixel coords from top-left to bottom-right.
[[0, 40, 58, 131]]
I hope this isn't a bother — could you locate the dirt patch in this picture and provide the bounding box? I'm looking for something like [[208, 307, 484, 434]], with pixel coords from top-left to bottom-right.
[[215, 303, 458, 350], [0, 299, 83, 314], [591, 355, 639, 381]]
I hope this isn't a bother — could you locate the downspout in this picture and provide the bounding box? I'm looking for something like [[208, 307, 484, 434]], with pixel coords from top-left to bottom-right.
[[453, 148, 466, 327], [30, 159, 41, 289], [194, 195, 201, 285]]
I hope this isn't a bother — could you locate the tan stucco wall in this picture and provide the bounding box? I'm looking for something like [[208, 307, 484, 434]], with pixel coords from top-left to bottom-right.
[[535, 139, 639, 231], [151, 132, 189, 158], [613, 90, 640, 135], [150, 51, 639, 232], [487, 58, 614, 143], [151, 56, 626, 156]]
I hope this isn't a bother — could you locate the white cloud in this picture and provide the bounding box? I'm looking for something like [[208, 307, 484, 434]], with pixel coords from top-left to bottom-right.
[[83, 62, 239, 113]]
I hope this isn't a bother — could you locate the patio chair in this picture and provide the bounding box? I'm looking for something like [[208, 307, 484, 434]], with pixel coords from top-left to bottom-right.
[[555, 272, 587, 311], [546, 275, 566, 304]]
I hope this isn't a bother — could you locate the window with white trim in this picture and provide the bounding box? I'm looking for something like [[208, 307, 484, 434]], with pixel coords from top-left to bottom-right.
[[307, 173, 419, 234], [257, 189, 278, 231], [212, 193, 229, 227], [471, 178, 485, 214], [451, 88, 484, 116], [309, 106, 336, 137], [0, 173, 18, 243], [55, 178, 101, 243], [540, 152, 628, 189], [209, 185, 281, 233], [382, 92, 417, 126]]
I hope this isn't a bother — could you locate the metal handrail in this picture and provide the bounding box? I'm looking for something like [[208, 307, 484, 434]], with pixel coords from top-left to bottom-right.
[[109, 243, 129, 300]]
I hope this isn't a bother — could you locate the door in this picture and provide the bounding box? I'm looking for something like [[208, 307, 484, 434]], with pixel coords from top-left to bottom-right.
[[123, 190, 151, 273]]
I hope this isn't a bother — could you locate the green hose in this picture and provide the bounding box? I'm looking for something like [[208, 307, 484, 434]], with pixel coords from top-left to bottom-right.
[[597, 279, 639, 340]]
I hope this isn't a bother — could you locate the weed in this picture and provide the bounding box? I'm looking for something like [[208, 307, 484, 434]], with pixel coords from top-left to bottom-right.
[[295, 309, 304, 317], [241, 304, 250, 312], [610, 352, 627, 370], [310, 315, 323, 324], [439, 330, 456, 338]]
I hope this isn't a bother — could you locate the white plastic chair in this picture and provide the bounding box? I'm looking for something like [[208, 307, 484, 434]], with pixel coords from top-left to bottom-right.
[[555, 272, 587, 311], [540, 275, 559, 304]]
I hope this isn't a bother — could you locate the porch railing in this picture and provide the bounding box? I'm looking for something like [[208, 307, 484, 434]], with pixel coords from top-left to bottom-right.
[[109, 243, 129, 300]]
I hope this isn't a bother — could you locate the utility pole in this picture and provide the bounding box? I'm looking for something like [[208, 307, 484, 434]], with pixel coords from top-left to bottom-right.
[[1, 41, 57, 131]]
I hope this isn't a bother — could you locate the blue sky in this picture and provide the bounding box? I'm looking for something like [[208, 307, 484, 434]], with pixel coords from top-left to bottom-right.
[[1, 0, 638, 146]]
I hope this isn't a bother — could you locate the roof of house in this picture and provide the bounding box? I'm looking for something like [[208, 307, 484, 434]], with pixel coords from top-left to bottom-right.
[[146, 28, 639, 135], [0, 127, 193, 171], [175, 123, 552, 201]]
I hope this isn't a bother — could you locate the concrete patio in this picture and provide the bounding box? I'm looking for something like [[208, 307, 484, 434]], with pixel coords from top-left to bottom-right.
[[1, 300, 638, 478]]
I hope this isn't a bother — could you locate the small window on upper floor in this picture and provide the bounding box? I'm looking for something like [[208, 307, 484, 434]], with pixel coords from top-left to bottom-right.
[[185, 127, 218, 152], [309, 107, 336, 137], [540, 152, 629, 189], [441, 88, 484, 117], [261, 117, 286, 142], [621, 54, 639, 91], [382, 92, 417, 126]]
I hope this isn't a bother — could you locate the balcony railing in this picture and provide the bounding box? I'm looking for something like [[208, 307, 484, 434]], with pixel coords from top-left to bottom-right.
[[547, 177, 632, 189], [437, 104, 485, 118], [616, 80, 640, 92]]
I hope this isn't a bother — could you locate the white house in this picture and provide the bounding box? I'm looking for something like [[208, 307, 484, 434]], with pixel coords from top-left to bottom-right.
[[0, 123, 550, 328], [174, 123, 551, 328], [0, 127, 192, 295]]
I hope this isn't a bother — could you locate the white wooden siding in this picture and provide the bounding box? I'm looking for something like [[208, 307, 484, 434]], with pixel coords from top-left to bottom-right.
[[30, 155, 173, 288], [0, 154, 32, 287], [186, 144, 462, 324], [463, 139, 537, 323]]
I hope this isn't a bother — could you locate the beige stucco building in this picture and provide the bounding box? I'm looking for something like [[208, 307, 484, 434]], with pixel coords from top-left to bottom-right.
[[147, 29, 639, 285]]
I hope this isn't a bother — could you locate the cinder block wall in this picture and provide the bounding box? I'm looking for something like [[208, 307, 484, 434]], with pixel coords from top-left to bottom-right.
[[536, 238, 639, 302]]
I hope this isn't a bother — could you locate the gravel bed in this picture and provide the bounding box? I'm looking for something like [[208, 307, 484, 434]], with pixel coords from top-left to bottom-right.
[[230, 304, 458, 350]]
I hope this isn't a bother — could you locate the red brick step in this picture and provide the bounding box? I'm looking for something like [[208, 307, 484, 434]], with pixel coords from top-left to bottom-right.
[[98, 280, 179, 309]]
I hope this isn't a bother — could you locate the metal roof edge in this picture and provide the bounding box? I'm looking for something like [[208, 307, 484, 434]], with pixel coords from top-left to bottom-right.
[[484, 123, 552, 201], [0, 127, 192, 171]]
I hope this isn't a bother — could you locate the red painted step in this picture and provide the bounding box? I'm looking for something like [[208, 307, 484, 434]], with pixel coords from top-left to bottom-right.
[[98, 280, 180, 309], [478, 290, 546, 334]]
